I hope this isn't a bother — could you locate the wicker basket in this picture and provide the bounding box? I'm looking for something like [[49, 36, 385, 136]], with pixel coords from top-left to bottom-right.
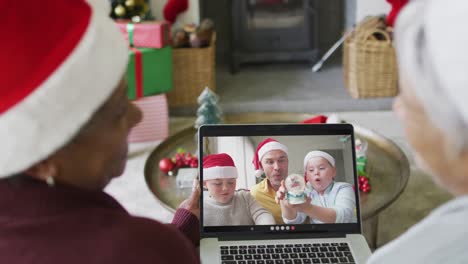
[[343, 19, 398, 98], [167, 33, 216, 107]]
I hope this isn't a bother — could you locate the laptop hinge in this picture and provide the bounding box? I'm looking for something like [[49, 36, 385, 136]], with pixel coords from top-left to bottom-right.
[[218, 233, 346, 241]]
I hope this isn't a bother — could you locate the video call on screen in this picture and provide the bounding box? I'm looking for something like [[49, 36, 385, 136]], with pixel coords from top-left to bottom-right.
[[201, 134, 358, 228]]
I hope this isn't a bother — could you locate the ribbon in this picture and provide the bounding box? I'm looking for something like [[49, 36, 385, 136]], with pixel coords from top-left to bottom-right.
[[127, 23, 135, 47], [130, 47, 143, 98]]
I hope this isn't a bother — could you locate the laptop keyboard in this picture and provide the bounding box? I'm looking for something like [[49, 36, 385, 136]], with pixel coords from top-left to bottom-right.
[[220, 242, 355, 264]]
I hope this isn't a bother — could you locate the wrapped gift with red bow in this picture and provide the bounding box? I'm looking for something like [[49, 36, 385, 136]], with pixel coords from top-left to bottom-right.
[[116, 21, 171, 48], [128, 94, 169, 143], [127, 46, 173, 99]]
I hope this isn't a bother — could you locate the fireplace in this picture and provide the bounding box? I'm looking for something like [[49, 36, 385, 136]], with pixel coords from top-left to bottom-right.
[[230, 0, 318, 72], [199, 0, 347, 73]]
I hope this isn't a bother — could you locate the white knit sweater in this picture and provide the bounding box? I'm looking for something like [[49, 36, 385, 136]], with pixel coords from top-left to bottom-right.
[[367, 195, 468, 264], [203, 190, 276, 226]]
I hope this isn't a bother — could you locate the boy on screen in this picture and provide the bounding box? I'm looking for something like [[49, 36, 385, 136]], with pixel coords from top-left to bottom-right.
[[203, 153, 275, 226], [277, 150, 356, 224]]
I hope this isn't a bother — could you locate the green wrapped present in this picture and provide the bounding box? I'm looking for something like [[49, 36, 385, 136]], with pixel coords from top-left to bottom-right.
[[127, 46, 173, 99]]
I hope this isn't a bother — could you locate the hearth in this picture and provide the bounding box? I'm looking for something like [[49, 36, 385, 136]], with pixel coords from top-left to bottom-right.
[[230, 0, 319, 72]]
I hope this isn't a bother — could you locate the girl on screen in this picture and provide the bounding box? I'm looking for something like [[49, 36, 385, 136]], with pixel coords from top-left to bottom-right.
[[203, 153, 275, 226]]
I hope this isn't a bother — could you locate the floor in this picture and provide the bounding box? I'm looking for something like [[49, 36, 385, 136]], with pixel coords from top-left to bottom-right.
[[170, 63, 394, 116], [170, 62, 454, 248]]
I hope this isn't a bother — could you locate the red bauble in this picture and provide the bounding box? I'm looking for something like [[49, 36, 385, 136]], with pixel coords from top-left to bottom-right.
[[190, 159, 198, 168], [159, 158, 175, 174]]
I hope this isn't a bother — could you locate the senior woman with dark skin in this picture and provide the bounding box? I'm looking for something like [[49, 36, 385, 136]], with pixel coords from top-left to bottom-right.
[[0, 1, 200, 263], [367, 0, 468, 263]]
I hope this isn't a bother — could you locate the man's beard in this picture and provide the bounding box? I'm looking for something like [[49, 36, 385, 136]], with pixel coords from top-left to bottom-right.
[[269, 174, 284, 187]]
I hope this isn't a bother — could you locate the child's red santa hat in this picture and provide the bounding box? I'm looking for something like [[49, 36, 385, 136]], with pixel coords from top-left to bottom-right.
[[0, 0, 128, 178], [203, 153, 238, 180], [252, 138, 288, 178]]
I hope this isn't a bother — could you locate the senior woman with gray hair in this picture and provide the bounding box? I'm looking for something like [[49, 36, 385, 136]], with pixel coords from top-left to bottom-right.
[[367, 0, 468, 263]]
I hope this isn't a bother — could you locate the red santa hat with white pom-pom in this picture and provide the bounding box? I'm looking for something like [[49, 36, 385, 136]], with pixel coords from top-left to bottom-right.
[[203, 153, 238, 180], [252, 138, 288, 178], [0, 0, 128, 178]]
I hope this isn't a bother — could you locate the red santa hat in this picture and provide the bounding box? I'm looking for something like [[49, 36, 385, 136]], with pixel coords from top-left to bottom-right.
[[252, 138, 288, 178], [0, 0, 128, 178], [203, 153, 238, 180]]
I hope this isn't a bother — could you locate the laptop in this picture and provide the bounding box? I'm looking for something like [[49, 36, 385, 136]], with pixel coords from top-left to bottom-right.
[[199, 123, 371, 264]]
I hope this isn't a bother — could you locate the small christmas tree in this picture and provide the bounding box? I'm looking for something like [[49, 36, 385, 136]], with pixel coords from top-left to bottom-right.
[[109, 0, 153, 22], [194, 87, 223, 155], [194, 87, 223, 129]]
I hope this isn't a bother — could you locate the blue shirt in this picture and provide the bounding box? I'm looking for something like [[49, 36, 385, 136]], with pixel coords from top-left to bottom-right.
[[283, 181, 357, 224]]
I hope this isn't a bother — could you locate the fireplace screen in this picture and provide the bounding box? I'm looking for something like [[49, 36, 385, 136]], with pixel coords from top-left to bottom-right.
[[231, 0, 319, 72], [247, 0, 306, 29]]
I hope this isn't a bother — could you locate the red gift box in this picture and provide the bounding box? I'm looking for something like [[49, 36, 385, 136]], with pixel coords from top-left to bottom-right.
[[116, 21, 171, 49], [128, 94, 169, 142]]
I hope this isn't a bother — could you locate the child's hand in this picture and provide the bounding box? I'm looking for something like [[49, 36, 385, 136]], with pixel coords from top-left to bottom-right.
[[290, 196, 312, 212]]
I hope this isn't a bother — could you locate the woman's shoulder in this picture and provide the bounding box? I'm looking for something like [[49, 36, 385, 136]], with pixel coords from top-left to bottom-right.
[[104, 214, 198, 261], [369, 197, 468, 263]]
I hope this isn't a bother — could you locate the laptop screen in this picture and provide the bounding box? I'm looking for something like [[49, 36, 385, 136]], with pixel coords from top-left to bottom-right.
[[199, 124, 362, 238]]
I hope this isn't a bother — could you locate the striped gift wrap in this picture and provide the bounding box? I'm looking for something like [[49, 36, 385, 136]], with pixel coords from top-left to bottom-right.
[[128, 94, 169, 142]]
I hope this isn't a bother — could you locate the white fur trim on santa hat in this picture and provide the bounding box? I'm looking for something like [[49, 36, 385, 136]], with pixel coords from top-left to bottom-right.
[[254, 169, 264, 178], [395, 0, 468, 155], [258, 141, 288, 162], [0, 1, 128, 177], [303, 151, 335, 170], [204, 166, 238, 180]]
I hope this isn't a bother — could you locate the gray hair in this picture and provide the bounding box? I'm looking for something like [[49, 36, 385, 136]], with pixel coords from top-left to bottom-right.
[[395, 0, 468, 158]]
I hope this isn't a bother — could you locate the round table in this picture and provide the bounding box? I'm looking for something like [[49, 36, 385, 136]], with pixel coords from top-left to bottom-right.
[[144, 113, 410, 249]]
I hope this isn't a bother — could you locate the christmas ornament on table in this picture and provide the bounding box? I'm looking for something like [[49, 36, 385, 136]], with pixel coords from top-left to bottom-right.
[[355, 138, 371, 193], [109, 0, 152, 22], [194, 87, 223, 155], [176, 168, 198, 189], [159, 148, 198, 176], [194, 87, 223, 129]]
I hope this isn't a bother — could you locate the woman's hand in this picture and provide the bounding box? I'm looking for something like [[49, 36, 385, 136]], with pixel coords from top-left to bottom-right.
[[178, 179, 201, 219]]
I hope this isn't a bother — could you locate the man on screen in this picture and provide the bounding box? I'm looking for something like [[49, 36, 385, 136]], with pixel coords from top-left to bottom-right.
[[250, 138, 289, 224]]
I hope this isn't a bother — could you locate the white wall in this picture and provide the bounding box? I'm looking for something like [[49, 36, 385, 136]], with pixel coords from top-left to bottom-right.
[[151, 0, 200, 24], [356, 0, 391, 22]]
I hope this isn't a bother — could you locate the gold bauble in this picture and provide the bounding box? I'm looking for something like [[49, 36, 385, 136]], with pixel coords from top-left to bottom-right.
[[125, 0, 135, 8], [114, 4, 126, 17]]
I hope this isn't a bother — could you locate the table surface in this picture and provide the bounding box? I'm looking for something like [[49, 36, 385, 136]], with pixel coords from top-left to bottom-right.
[[144, 112, 410, 220]]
